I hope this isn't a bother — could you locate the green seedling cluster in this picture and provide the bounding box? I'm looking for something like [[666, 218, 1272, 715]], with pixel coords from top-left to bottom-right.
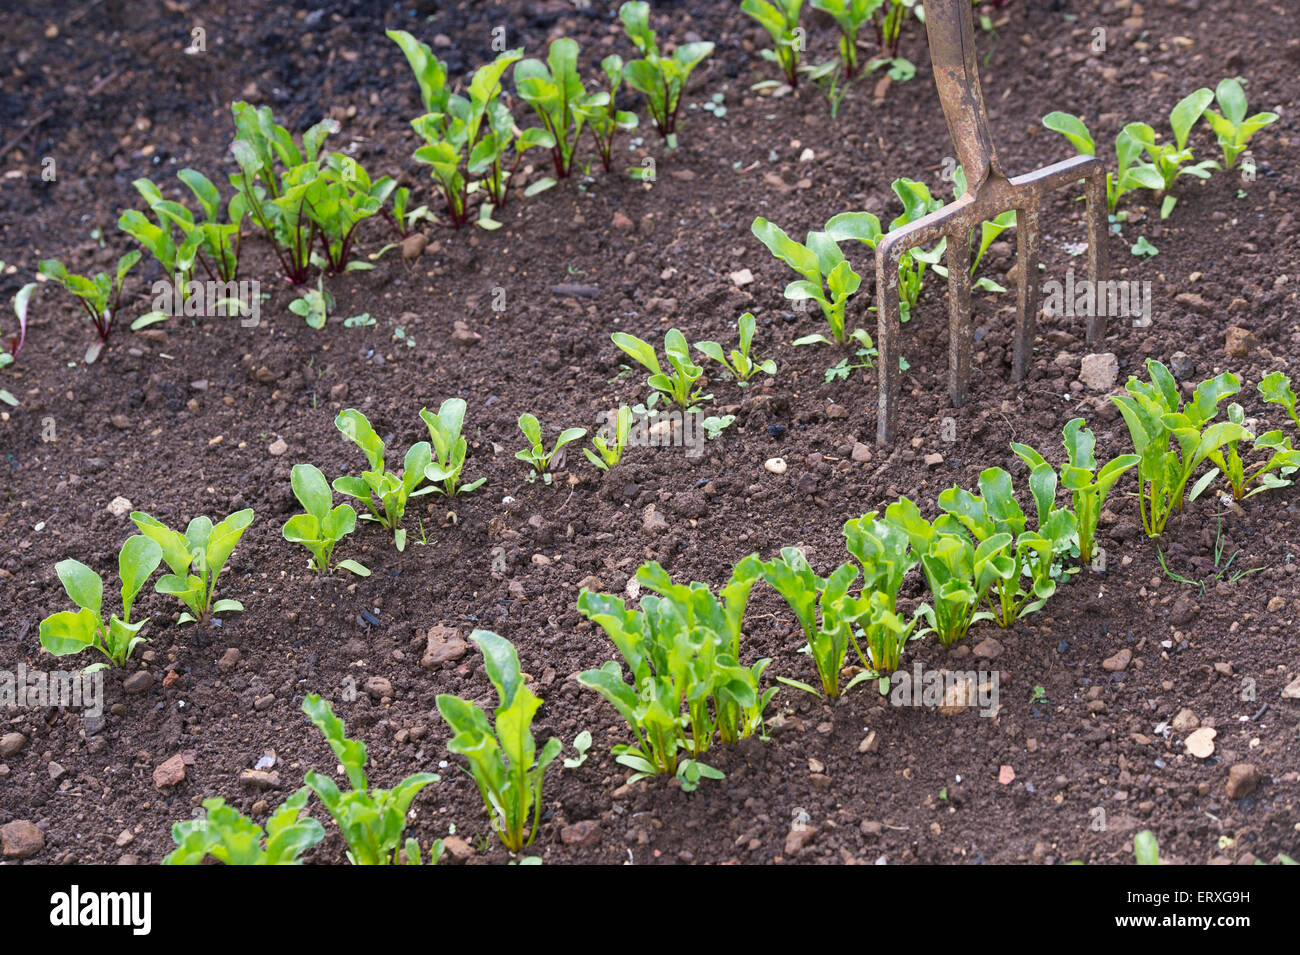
[[38, 253, 140, 362], [743, 0, 805, 88], [130, 508, 254, 624], [164, 790, 325, 866], [1196, 403, 1300, 502], [574, 56, 639, 172], [618, 1, 715, 147], [435, 630, 562, 853], [332, 408, 433, 551], [420, 398, 486, 496], [585, 405, 633, 472], [515, 412, 587, 480], [1111, 360, 1245, 536], [843, 510, 920, 674], [612, 328, 711, 410], [1013, 418, 1139, 566], [577, 557, 771, 789], [695, 312, 777, 386], [302, 694, 441, 865], [1044, 76, 1274, 221], [38, 535, 163, 670], [282, 464, 369, 576]]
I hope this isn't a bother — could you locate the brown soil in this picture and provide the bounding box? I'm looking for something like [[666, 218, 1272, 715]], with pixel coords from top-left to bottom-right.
[[1, 0, 1297, 866]]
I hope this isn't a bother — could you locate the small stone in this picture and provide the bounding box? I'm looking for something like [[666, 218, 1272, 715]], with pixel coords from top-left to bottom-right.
[[939, 677, 974, 716], [364, 676, 393, 700], [450, 320, 480, 347], [400, 233, 428, 260], [123, 671, 154, 695], [267, 437, 288, 457], [254, 694, 275, 710], [239, 769, 282, 790], [860, 820, 882, 836], [1225, 326, 1255, 358], [923, 452, 944, 468], [1225, 763, 1259, 799], [858, 731, 879, 753], [764, 457, 787, 474], [641, 504, 669, 533], [784, 823, 818, 855], [153, 753, 186, 789], [1079, 352, 1119, 391], [1282, 675, 1300, 699], [1169, 351, 1195, 379], [1, 820, 44, 859], [115, 830, 134, 848], [48, 761, 65, 780], [1169, 595, 1198, 626], [973, 637, 1003, 660], [217, 648, 241, 672], [1267, 595, 1287, 613], [730, 268, 755, 287], [1102, 648, 1132, 672], [0, 732, 26, 757], [998, 764, 1016, 785], [826, 403, 849, 419], [560, 819, 600, 847], [441, 835, 475, 863], [422, 625, 468, 669], [1171, 708, 1199, 733], [106, 496, 133, 518], [612, 211, 634, 231], [1185, 726, 1217, 758], [111, 414, 130, 430], [851, 442, 873, 463]]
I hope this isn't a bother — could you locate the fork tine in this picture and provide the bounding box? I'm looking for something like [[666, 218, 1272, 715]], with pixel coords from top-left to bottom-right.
[[945, 234, 972, 406], [1012, 203, 1041, 381], [1084, 164, 1109, 344], [875, 246, 903, 446]]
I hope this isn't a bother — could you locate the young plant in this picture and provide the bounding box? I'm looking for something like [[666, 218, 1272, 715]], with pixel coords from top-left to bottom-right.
[[130, 508, 255, 624], [811, 0, 873, 78], [228, 101, 338, 284], [515, 38, 586, 183], [843, 510, 920, 674], [119, 179, 205, 295], [585, 404, 633, 472], [574, 56, 639, 172], [164, 789, 325, 866], [391, 31, 526, 228], [873, 0, 918, 61], [758, 547, 872, 699], [577, 558, 767, 787], [742, 0, 804, 88], [289, 278, 332, 329], [435, 630, 562, 853], [38, 253, 140, 362], [694, 312, 777, 386], [612, 328, 711, 409], [1012, 417, 1140, 567], [38, 535, 163, 671], [619, 1, 715, 146], [332, 408, 433, 551], [302, 694, 440, 866], [515, 413, 587, 479], [174, 168, 245, 281], [0, 279, 34, 406], [937, 468, 1077, 628], [887, 178, 948, 318], [884, 497, 1011, 647], [1123, 88, 1216, 218], [751, 214, 865, 345], [282, 464, 369, 576], [308, 154, 397, 273], [1194, 403, 1300, 502], [929, 166, 1016, 294], [1041, 112, 1163, 216], [1259, 371, 1300, 432], [1111, 361, 1246, 537], [1203, 77, 1277, 171], [420, 399, 486, 496]]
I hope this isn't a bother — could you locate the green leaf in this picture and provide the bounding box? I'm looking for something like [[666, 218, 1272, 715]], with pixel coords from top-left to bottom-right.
[[291, 464, 334, 521], [56, 559, 103, 614]]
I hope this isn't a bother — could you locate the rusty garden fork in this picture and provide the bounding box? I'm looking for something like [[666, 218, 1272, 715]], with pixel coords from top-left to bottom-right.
[[873, 0, 1109, 444]]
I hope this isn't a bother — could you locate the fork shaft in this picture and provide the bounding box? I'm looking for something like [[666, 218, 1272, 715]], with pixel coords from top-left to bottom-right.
[[923, 0, 1004, 192], [1013, 205, 1040, 381], [945, 235, 972, 406]]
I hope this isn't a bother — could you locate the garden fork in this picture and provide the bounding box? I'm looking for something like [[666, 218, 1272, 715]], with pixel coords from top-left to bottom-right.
[[874, 0, 1108, 444]]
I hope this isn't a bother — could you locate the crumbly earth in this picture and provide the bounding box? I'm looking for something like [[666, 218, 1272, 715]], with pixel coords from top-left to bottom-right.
[[0, 0, 1297, 865]]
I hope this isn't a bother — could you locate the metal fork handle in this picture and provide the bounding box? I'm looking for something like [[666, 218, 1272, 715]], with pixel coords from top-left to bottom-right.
[[923, 0, 1004, 194]]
